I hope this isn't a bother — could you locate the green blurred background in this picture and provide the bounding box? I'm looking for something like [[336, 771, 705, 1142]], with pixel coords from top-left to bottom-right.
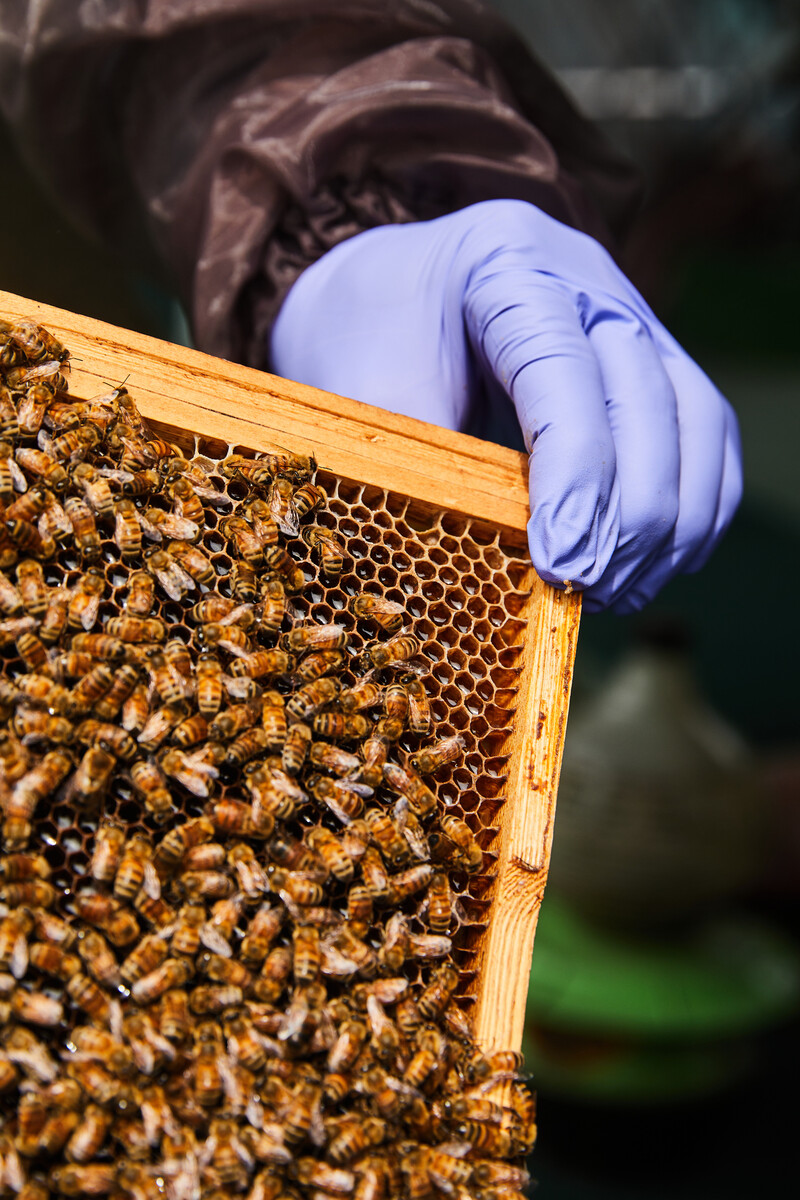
[[2, 1, 800, 1195]]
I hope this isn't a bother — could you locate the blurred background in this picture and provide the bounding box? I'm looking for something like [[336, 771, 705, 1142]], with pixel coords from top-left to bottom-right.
[[1, 1, 799, 1196]]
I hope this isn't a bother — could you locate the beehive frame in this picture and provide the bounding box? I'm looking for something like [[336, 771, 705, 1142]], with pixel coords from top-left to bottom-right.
[[0, 288, 580, 1055]]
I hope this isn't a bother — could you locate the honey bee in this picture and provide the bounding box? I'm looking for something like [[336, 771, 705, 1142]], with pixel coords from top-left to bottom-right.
[[0, 388, 19, 442], [75, 720, 136, 761], [239, 904, 284, 967], [49, 423, 101, 465], [0, 908, 33, 978], [219, 514, 266, 567], [228, 648, 291, 680], [39, 489, 75, 545], [431, 814, 483, 873], [15, 629, 49, 671], [0, 569, 23, 616], [365, 808, 410, 867], [75, 928, 124, 993], [257, 690, 286, 751], [165, 473, 205, 524], [48, 1165, 118, 1196], [387, 863, 435, 906], [167, 539, 215, 584], [15, 446, 68, 491], [7, 517, 55, 560], [209, 797, 274, 841], [278, 720, 309, 776], [1, 878, 57, 907], [192, 1021, 224, 1107], [425, 873, 453, 934], [5, 482, 47, 520], [16, 558, 48, 618], [160, 747, 219, 798], [129, 757, 175, 823], [286, 676, 340, 720], [363, 634, 421, 670], [179, 868, 234, 900], [4, 319, 68, 364], [2, 1025, 58, 1084], [295, 647, 345, 685], [409, 734, 465, 775], [65, 974, 115, 1029], [119, 569, 154, 619], [154, 816, 216, 874], [285, 622, 348, 654], [311, 713, 369, 744], [339, 678, 382, 715], [137, 701, 189, 752], [121, 682, 151, 734], [0, 439, 25, 500], [304, 827, 353, 883], [64, 1104, 112, 1165], [200, 621, 252, 657], [66, 662, 115, 717], [106, 614, 166, 644], [382, 761, 436, 819], [66, 743, 116, 809], [350, 594, 405, 635], [32, 585, 67, 647], [290, 925, 320, 986], [120, 934, 168, 986], [267, 476, 299, 536], [158, 988, 191, 1042], [301, 525, 346, 580], [309, 775, 365, 824], [229, 560, 257, 603], [90, 820, 126, 883], [131, 957, 194, 1005], [404, 1026, 447, 1089], [327, 1116, 385, 1165], [92, 662, 140, 722], [139, 505, 200, 543], [71, 462, 114, 519], [12, 705, 73, 748], [11, 988, 64, 1027], [144, 546, 195, 600], [7, 746, 73, 825], [73, 893, 138, 948], [112, 834, 159, 902], [0, 850, 50, 883], [187, 649, 223, 718], [14, 672, 69, 715], [70, 632, 127, 661]]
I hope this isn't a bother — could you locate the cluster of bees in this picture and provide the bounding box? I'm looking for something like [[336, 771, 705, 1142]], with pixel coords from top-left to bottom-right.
[[0, 318, 534, 1199]]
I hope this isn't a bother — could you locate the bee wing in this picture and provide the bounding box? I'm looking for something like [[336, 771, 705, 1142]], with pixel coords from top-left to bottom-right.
[[162, 514, 200, 541], [222, 674, 259, 700], [8, 459, 28, 493], [335, 779, 373, 798], [9, 932, 28, 980], [137, 512, 163, 542], [97, 466, 135, 482], [409, 934, 452, 958], [36, 429, 57, 456], [219, 603, 254, 627], [199, 924, 233, 958], [142, 862, 162, 901]]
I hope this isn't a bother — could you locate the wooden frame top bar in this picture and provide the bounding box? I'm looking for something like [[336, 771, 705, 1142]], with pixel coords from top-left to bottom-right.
[[0, 290, 531, 533]]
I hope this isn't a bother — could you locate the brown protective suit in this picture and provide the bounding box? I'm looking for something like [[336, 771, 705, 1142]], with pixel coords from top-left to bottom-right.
[[0, 1, 639, 367]]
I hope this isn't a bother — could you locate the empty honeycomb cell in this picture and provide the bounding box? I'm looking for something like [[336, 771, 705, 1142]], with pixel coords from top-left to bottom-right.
[[428, 547, 448, 568], [454, 670, 473, 693], [466, 595, 487, 619], [381, 530, 404, 553], [429, 602, 449, 627], [438, 565, 459, 586], [369, 544, 390, 564], [442, 685, 462, 708], [432, 662, 455, 685], [476, 775, 506, 799], [421, 580, 444, 602], [441, 536, 459, 555], [488, 604, 507, 626]]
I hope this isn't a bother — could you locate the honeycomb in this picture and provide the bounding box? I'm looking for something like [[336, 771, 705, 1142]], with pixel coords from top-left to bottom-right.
[[25, 438, 533, 1009], [0, 317, 539, 1197]]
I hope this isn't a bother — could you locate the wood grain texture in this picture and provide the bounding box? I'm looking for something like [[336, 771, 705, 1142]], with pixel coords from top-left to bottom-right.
[[472, 584, 580, 1051], [0, 290, 531, 531], [1, 290, 580, 1052]]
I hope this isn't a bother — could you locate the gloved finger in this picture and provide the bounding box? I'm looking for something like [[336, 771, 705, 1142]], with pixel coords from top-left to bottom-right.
[[575, 306, 680, 608], [465, 265, 621, 590], [270, 226, 472, 429], [603, 349, 738, 612]]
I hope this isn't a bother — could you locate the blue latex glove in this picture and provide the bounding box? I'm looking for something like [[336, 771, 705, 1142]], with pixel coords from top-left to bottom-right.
[[271, 200, 742, 612]]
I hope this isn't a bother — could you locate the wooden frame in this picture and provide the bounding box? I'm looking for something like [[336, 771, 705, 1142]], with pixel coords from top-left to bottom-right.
[[0, 288, 580, 1054]]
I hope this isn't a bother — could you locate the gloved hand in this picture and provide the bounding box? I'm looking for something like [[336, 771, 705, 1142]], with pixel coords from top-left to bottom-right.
[[270, 200, 742, 612]]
